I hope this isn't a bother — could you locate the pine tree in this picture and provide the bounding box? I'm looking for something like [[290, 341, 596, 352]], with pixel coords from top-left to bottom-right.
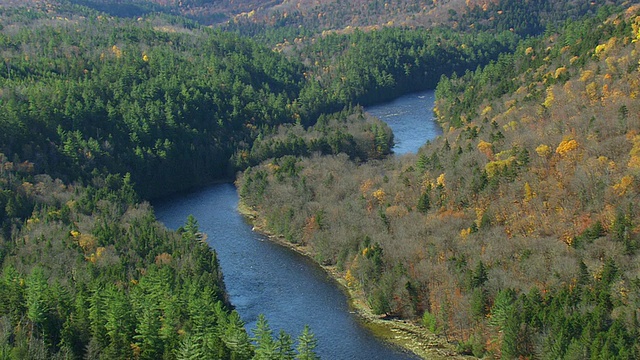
[[471, 261, 488, 288], [103, 285, 133, 359], [88, 285, 108, 349], [295, 325, 319, 360], [470, 287, 487, 321], [133, 306, 163, 360], [183, 214, 199, 238], [417, 190, 430, 214], [252, 314, 277, 360], [221, 311, 253, 360], [25, 267, 49, 329], [275, 330, 296, 360], [175, 335, 205, 360]]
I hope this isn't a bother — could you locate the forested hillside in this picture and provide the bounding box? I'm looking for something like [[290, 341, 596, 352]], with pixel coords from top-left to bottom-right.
[[0, 154, 238, 359], [0, 3, 321, 359], [238, 4, 640, 358], [225, 0, 628, 46], [0, 154, 324, 359], [0, 4, 309, 198], [292, 26, 518, 108], [4, 0, 640, 358], [0, 2, 514, 199], [59, 0, 627, 33], [64, 0, 279, 23]]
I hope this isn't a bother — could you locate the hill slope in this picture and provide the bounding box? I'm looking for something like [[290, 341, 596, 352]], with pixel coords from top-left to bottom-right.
[[0, 4, 308, 198], [237, 5, 640, 358]]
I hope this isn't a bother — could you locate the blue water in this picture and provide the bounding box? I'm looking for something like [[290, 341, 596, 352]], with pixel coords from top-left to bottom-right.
[[366, 90, 441, 154], [154, 91, 439, 359]]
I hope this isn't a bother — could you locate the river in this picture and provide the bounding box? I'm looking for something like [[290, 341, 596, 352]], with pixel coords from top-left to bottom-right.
[[153, 90, 438, 359], [366, 90, 441, 155]]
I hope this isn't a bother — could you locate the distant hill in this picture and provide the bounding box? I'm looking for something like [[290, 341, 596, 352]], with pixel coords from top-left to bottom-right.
[[64, 0, 283, 23], [225, 0, 628, 43], [18, 0, 627, 38]]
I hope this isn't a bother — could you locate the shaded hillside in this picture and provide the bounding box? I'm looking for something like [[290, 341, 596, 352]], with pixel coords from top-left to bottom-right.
[[63, 0, 283, 23], [237, 5, 640, 358]]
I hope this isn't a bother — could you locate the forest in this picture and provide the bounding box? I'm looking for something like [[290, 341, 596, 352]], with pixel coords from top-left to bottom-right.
[[0, 3, 318, 359], [0, 1, 516, 200], [224, 0, 630, 45], [0, 153, 324, 359], [0, 3, 309, 199], [238, 4, 640, 358], [2, 0, 640, 359]]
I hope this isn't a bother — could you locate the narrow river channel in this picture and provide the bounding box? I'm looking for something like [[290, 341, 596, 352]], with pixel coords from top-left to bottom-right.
[[153, 90, 438, 359]]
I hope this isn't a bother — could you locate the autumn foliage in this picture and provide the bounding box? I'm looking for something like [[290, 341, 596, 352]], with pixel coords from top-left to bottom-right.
[[239, 5, 640, 358]]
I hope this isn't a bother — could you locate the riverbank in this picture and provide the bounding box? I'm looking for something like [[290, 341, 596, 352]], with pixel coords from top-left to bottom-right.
[[237, 200, 471, 360]]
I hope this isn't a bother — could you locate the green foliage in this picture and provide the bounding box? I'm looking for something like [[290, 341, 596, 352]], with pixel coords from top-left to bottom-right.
[[252, 314, 277, 360], [456, 333, 485, 357], [470, 261, 488, 289], [25, 267, 49, 327], [0, 156, 266, 359], [0, 9, 308, 199], [275, 330, 296, 360], [0, 156, 321, 358], [416, 187, 431, 214], [296, 26, 519, 111], [237, 107, 394, 170], [421, 311, 438, 333], [489, 289, 515, 329], [295, 325, 319, 360], [573, 220, 605, 248], [470, 288, 488, 321], [175, 335, 205, 360]]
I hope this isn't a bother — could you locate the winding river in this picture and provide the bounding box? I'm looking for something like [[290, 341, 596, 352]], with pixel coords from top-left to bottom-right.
[[153, 90, 438, 359]]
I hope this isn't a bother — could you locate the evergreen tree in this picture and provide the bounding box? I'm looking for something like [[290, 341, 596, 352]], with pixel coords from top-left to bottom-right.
[[295, 325, 319, 360], [221, 311, 253, 360], [275, 330, 296, 360], [470, 261, 488, 288], [133, 306, 163, 360], [417, 190, 431, 214], [25, 267, 49, 328], [183, 214, 200, 239], [252, 314, 278, 360], [470, 287, 488, 321], [175, 335, 205, 360], [103, 285, 133, 359]]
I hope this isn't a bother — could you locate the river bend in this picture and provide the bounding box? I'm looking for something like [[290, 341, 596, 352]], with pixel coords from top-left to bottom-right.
[[154, 90, 438, 359]]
